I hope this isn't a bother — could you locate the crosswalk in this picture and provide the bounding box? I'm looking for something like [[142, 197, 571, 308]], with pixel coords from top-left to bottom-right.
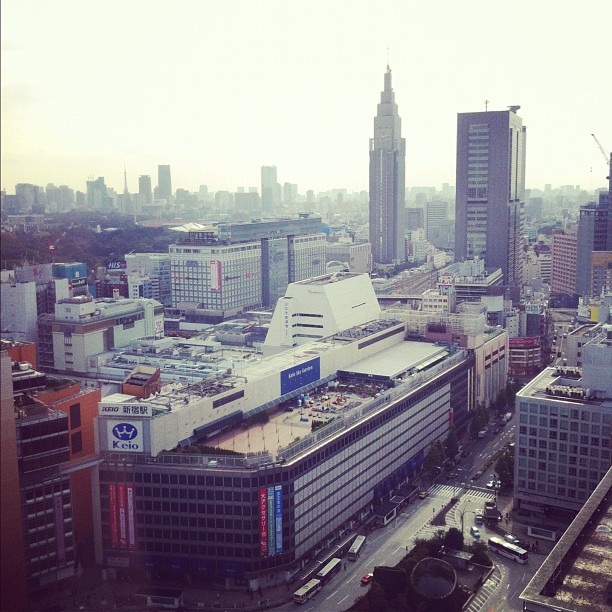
[[428, 484, 496, 503], [464, 568, 502, 612]]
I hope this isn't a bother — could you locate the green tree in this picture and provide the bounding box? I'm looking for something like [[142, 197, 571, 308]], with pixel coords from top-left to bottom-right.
[[494, 449, 514, 489], [444, 527, 464, 551], [444, 426, 459, 460], [424, 440, 444, 476], [469, 541, 492, 566]]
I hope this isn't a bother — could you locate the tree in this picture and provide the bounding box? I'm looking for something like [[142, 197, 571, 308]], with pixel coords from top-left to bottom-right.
[[469, 541, 492, 566], [444, 426, 459, 460], [444, 527, 464, 551], [424, 441, 444, 476], [494, 449, 514, 489]]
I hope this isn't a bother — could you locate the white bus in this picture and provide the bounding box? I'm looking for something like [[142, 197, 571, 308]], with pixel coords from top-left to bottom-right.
[[488, 536, 529, 564], [293, 578, 322, 605], [348, 535, 367, 561], [315, 557, 342, 584]]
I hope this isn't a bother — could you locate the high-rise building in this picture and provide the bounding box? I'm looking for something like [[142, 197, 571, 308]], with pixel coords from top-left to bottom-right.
[[157, 164, 172, 201], [455, 107, 526, 287], [369, 66, 406, 265], [405, 207, 424, 233], [138, 175, 152, 203], [170, 217, 326, 318], [125, 253, 172, 306], [576, 194, 612, 297], [86, 177, 107, 210], [551, 228, 578, 295], [261, 166, 278, 213], [514, 324, 612, 519]]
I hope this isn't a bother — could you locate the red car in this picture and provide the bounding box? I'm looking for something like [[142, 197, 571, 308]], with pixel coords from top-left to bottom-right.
[[361, 573, 373, 585]]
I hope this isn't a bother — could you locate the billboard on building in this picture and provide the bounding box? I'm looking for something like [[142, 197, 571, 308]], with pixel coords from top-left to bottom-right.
[[210, 260, 222, 291], [267, 487, 275, 555], [106, 420, 144, 452], [109, 484, 119, 547], [274, 485, 283, 554], [126, 484, 136, 549], [509, 337, 539, 348], [109, 483, 137, 550], [99, 403, 152, 418], [259, 489, 268, 555], [280, 357, 320, 395]]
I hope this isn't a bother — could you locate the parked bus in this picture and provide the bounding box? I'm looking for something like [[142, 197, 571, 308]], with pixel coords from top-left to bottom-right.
[[293, 578, 322, 605], [348, 535, 367, 561], [488, 536, 529, 564], [315, 557, 342, 584]]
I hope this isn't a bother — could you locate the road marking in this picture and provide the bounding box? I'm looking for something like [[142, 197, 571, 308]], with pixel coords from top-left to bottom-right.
[[328, 589, 339, 597]]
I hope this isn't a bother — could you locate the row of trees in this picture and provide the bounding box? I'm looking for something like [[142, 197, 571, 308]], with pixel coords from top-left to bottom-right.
[[424, 426, 460, 476]]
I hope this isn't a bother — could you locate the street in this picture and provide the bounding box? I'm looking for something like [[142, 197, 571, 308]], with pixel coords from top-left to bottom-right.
[[275, 424, 545, 612]]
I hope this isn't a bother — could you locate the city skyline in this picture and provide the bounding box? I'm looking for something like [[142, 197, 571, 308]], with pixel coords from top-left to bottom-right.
[[2, 1, 611, 194]]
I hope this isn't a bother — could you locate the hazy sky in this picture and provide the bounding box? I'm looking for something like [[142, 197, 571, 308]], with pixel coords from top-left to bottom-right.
[[2, 0, 611, 196]]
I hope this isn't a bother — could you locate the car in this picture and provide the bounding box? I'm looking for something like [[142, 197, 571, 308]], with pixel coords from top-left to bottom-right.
[[470, 526, 481, 538], [361, 573, 373, 585], [471, 469, 484, 481], [461, 449, 471, 458], [486, 480, 495, 489], [446, 471, 458, 481], [418, 490, 429, 499], [474, 512, 484, 525], [504, 534, 520, 545], [484, 500, 496, 510], [493, 428, 500, 435]]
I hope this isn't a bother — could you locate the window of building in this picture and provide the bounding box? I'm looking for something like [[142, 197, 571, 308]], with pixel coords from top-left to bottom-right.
[[70, 403, 81, 429], [71, 431, 82, 453]]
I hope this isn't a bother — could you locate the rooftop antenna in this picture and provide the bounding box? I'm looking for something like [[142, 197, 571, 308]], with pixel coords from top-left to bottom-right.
[[484, 99, 489, 112], [387, 47, 390, 70]]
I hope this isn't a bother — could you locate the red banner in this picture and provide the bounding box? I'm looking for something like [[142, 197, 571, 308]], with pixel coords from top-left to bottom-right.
[[259, 488, 268, 555], [109, 484, 119, 548], [126, 484, 136, 549], [117, 484, 127, 548]]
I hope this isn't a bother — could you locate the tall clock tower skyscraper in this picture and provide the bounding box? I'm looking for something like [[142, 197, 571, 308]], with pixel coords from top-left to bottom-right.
[[369, 66, 406, 266]]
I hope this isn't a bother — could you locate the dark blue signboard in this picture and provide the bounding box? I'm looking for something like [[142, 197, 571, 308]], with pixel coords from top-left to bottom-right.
[[280, 358, 320, 395]]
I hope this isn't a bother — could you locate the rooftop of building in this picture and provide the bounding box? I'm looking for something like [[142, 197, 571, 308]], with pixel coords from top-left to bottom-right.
[[520, 468, 612, 612], [517, 365, 611, 406], [294, 272, 362, 286]]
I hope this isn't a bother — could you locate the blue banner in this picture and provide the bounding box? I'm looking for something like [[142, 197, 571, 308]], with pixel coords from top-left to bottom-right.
[[267, 487, 275, 556], [275, 485, 283, 554], [280, 357, 320, 395]]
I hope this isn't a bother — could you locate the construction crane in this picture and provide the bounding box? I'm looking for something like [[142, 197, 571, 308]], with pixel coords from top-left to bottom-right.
[[591, 133, 611, 182], [591, 133, 609, 164]]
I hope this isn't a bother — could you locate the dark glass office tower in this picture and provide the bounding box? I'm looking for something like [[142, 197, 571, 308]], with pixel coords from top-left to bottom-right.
[[369, 66, 406, 265], [455, 107, 526, 287]]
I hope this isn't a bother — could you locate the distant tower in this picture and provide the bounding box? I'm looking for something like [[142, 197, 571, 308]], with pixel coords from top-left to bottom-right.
[[138, 175, 152, 203], [369, 66, 406, 265], [261, 166, 278, 213], [455, 107, 526, 287], [157, 165, 172, 201], [123, 164, 129, 195]]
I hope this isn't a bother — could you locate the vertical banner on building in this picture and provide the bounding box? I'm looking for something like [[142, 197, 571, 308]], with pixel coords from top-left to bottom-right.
[[259, 488, 268, 556], [109, 484, 119, 548], [267, 487, 275, 556], [54, 496, 66, 564], [117, 484, 127, 549], [274, 485, 283, 554], [210, 260, 221, 291], [126, 484, 136, 549]]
